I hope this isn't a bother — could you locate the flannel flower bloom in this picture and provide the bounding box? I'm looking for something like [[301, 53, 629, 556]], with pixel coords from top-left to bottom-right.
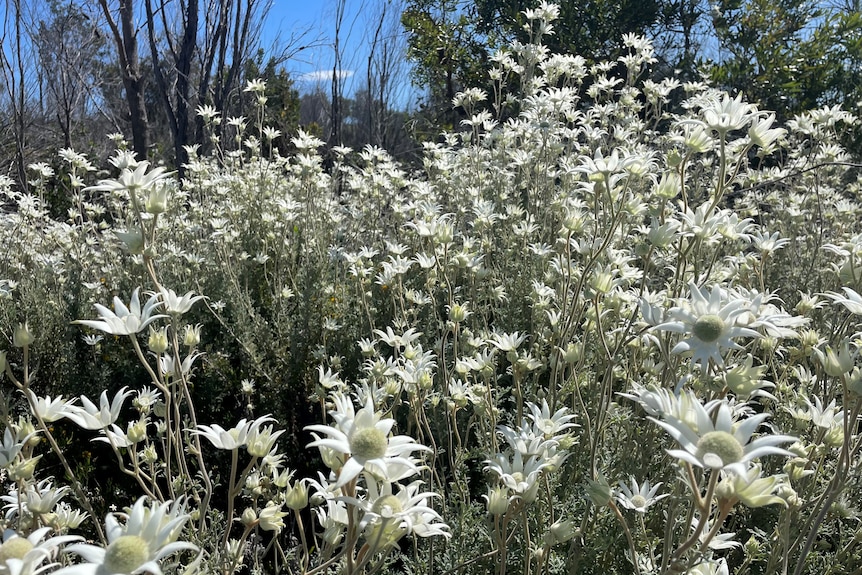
[[0, 527, 82, 575], [306, 396, 429, 488], [650, 399, 795, 476], [654, 282, 760, 368], [63, 388, 134, 431], [190, 415, 276, 451], [84, 161, 172, 194], [75, 289, 167, 336], [55, 497, 196, 575], [615, 477, 668, 513], [345, 479, 449, 549], [158, 288, 205, 316]]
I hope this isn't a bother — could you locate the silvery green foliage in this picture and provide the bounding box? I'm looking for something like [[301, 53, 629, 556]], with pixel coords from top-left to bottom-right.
[[1, 3, 862, 574]]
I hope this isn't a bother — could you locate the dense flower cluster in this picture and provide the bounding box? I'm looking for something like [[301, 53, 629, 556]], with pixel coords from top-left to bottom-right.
[[0, 3, 859, 574]]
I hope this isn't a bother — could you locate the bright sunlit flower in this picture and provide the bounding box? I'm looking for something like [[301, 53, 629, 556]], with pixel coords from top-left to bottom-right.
[[615, 477, 668, 513], [158, 288, 205, 315], [25, 390, 75, 423], [63, 388, 134, 431], [0, 527, 81, 575], [191, 415, 276, 451], [85, 161, 172, 194], [55, 497, 196, 575], [306, 396, 429, 488], [75, 289, 167, 336], [650, 400, 795, 475], [654, 282, 761, 368]]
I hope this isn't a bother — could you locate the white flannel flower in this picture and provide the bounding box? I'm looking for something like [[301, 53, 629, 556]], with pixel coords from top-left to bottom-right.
[[347, 479, 449, 549], [190, 415, 276, 451], [63, 388, 133, 431], [485, 450, 549, 503], [650, 400, 795, 475], [84, 161, 172, 194], [4, 479, 70, 516], [306, 396, 429, 488], [654, 282, 761, 368], [55, 497, 196, 575], [615, 477, 668, 513], [24, 391, 74, 423], [75, 289, 167, 336], [823, 287, 862, 315], [0, 527, 81, 575], [158, 288, 205, 315], [526, 399, 577, 438]]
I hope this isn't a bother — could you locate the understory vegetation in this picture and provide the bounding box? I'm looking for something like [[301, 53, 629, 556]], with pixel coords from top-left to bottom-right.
[[1, 5, 861, 575]]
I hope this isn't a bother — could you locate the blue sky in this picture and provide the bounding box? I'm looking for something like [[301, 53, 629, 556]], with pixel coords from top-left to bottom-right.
[[259, 1, 412, 100]]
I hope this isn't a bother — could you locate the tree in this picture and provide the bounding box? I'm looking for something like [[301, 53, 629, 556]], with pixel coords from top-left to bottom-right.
[[402, 0, 489, 129], [474, 0, 664, 58], [97, 0, 150, 157], [34, 0, 110, 149]]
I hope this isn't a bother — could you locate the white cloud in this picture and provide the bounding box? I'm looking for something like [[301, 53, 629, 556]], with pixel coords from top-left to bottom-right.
[[298, 69, 355, 83]]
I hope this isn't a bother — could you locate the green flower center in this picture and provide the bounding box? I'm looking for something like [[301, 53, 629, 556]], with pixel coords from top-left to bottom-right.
[[371, 494, 403, 516], [0, 538, 34, 562], [693, 314, 725, 343], [103, 535, 150, 574], [629, 495, 647, 509], [696, 430, 744, 467], [350, 427, 388, 460]]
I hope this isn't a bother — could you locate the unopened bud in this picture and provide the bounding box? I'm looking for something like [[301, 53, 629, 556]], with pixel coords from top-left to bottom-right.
[[148, 327, 169, 354], [586, 472, 612, 507], [13, 323, 35, 348], [241, 508, 258, 527], [485, 486, 511, 516], [183, 324, 202, 347], [285, 481, 309, 510]]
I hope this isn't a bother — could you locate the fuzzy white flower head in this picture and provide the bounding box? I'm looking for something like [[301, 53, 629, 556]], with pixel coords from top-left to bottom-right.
[[650, 399, 795, 475], [615, 477, 668, 513], [75, 289, 167, 336], [63, 388, 133, 431], [654, 282, 761, 368], [0, 527, 81, 575], [306, 396, 429, 488], [158, 288, 205, 315], [55, 497, 196, 575], [191, 415, 276, 451]]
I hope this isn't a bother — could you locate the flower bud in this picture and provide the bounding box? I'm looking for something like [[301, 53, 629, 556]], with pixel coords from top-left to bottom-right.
[[586, 472, 612, 507], [285, 481, 309, 510], [13, 323, 35, 348], [485, 486, 511, 516], [148, 327, 169, 354], [824, 424, 844, 448], [448, 303, 470, 323], [115, 230, 144, 254], [563, 341, 583, 364], [814, 342, 853, 377], [241, 508, 257, 527], [127, 418, 148, 443], [258, 504, 287, 532], [15, 418, 39, 447], [8, 455, 41, 481], [145, 188, 168, 214], [654, 171, 680, 199], [183, 324, 202, 348], [744, 536, 761, 557], [547, 519, 578, 545], [140, 444, 158, 464]]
